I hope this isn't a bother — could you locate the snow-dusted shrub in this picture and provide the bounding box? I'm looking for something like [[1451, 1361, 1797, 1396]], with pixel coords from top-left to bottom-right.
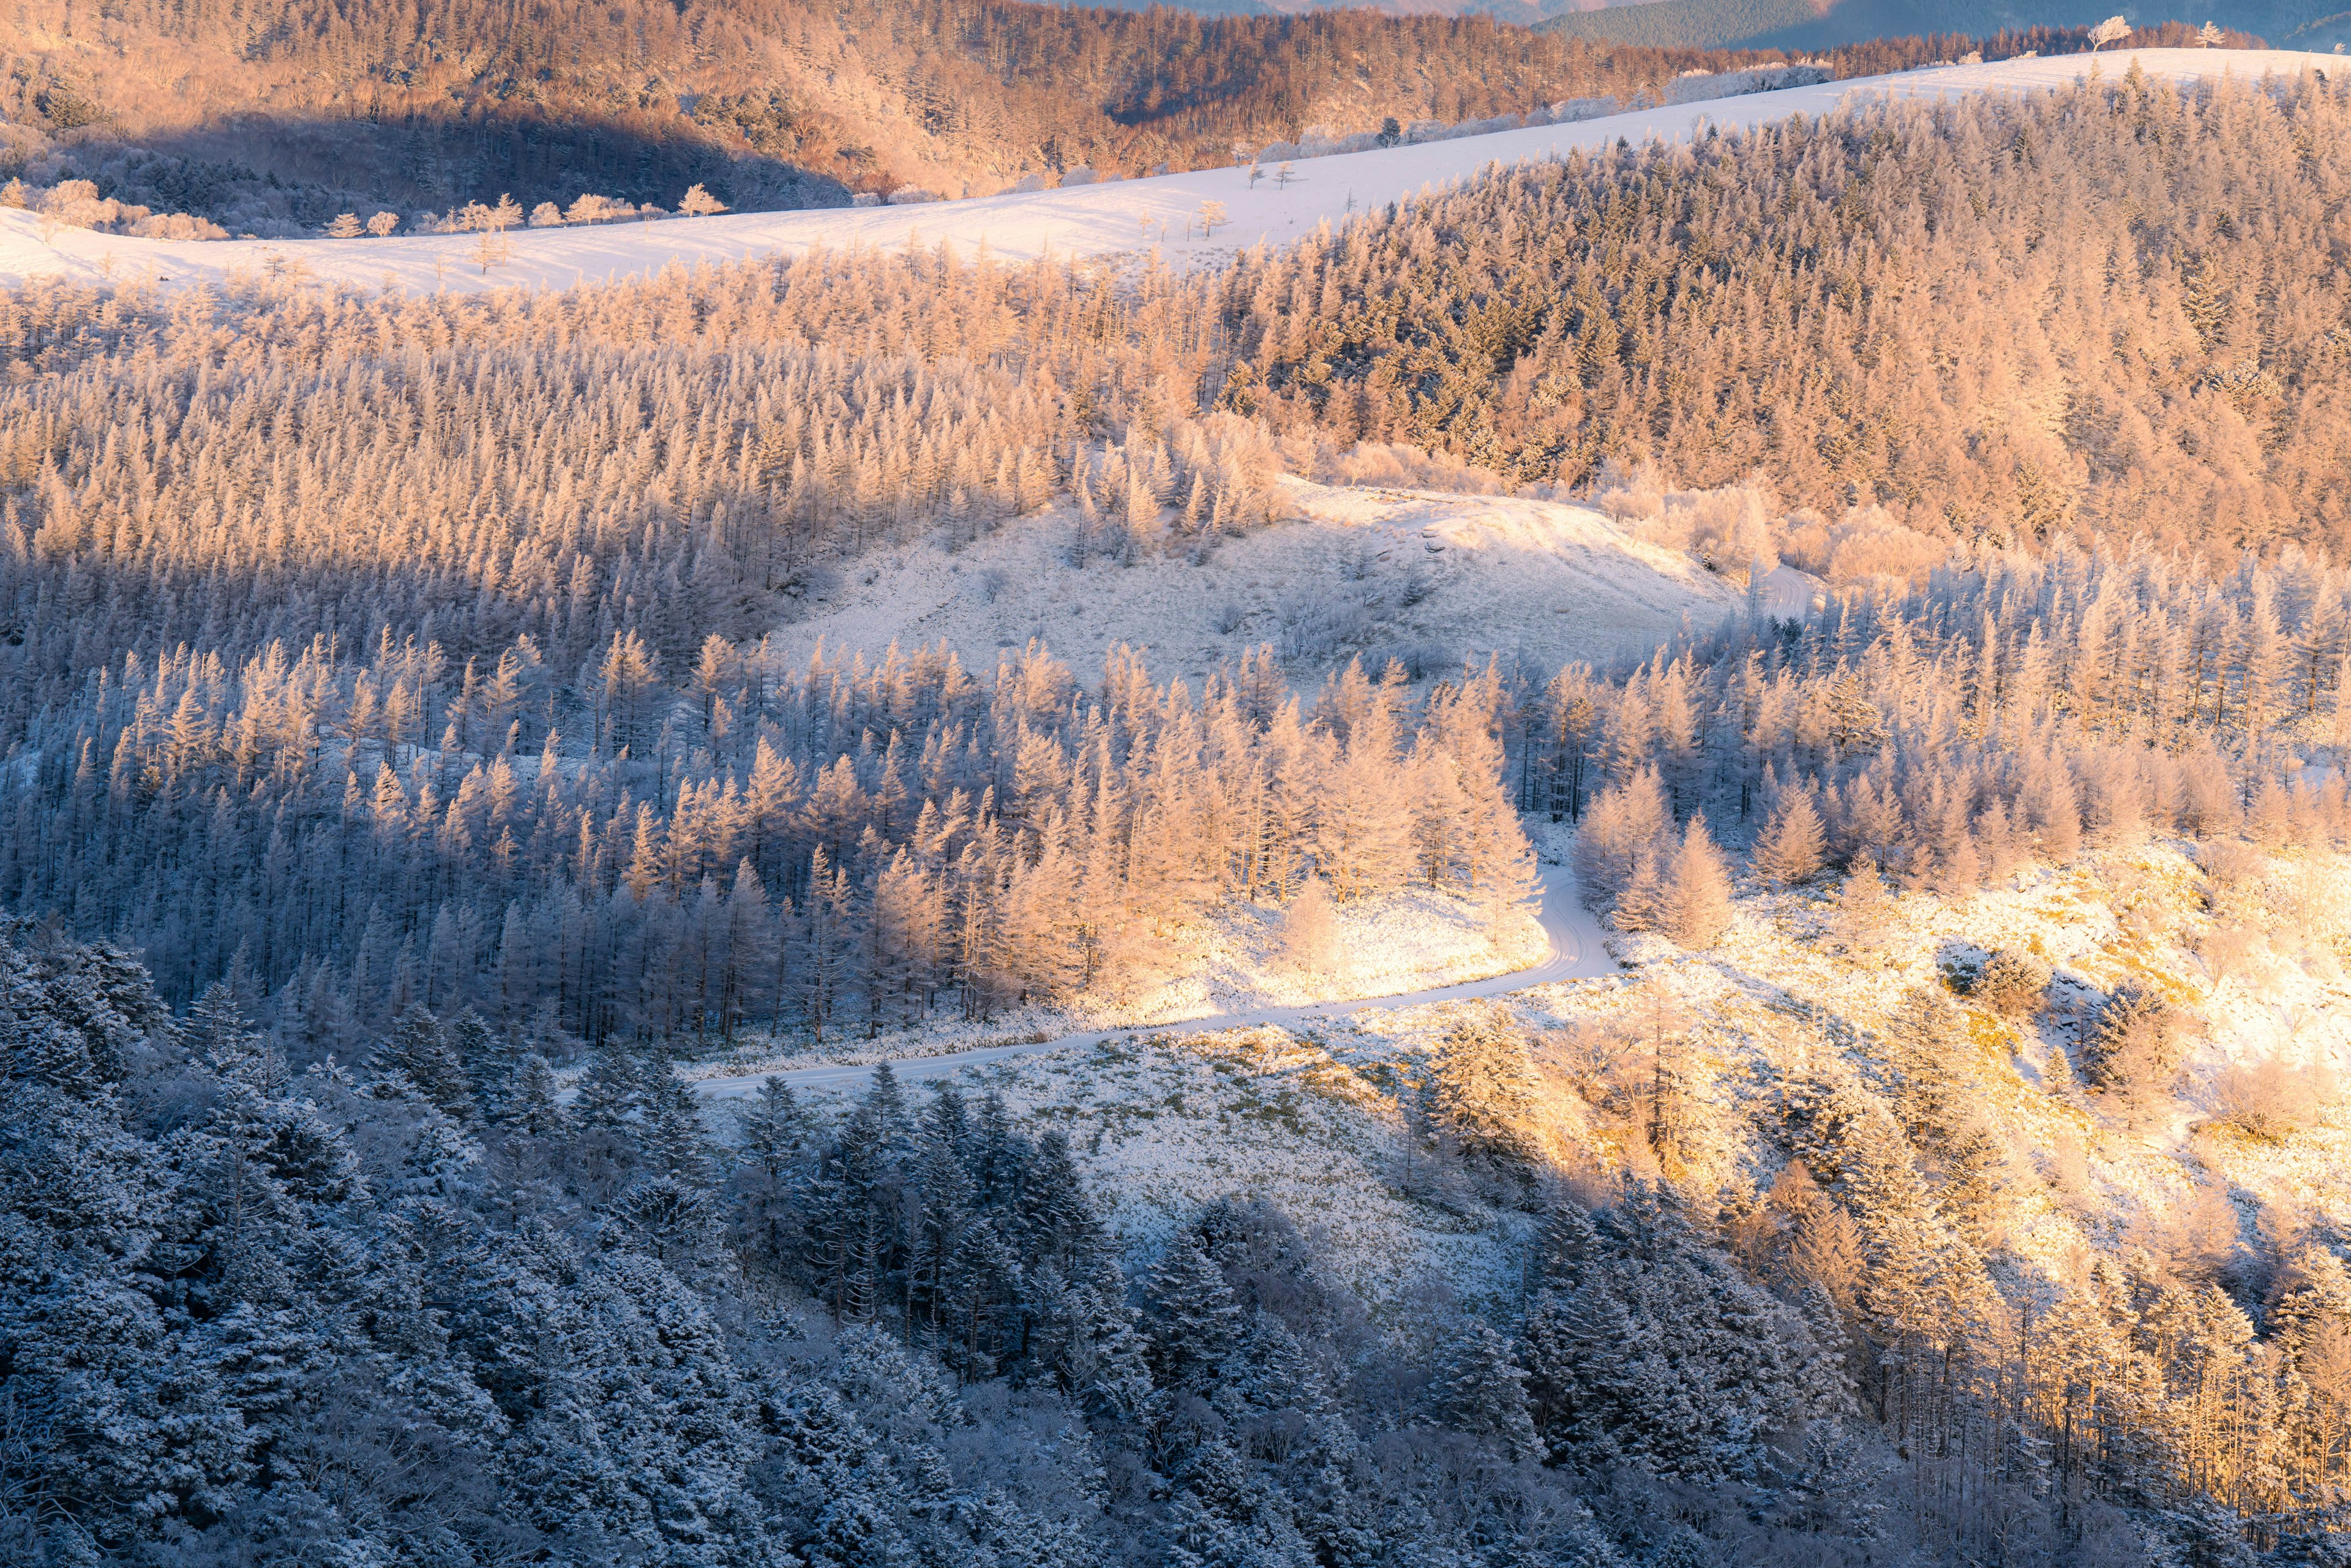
[[1277, 587, 1370, 663], [2085, 982, 2192, 1098], [13, 176, 223, 236], [1779, 503, 1949, 586], [1319, 440, 1507, 495], [1663, 64, 1832, 105], [1363, 637, 1452, 682], [2195, 921, 2268, 992], [1453, 114, 1521, 139], [1654, 482, 1777, 574], [564, 192, 636, 224], [1970, 950, 2050, 1019], [2210, 1054, 2338, 1141], [128, 211, 228, 239], [1591, 456, 1665, 525], [1547, 96, 1621, 123]]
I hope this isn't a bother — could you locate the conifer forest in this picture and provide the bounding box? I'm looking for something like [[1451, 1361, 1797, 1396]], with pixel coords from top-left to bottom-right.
[[7, 24, 2351, 1568]]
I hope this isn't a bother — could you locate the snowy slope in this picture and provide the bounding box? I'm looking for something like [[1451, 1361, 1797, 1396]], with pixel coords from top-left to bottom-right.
[[778, 478, 1742, 688], [690, 858, 1613, 1098], [4, 50, 2331, 298]]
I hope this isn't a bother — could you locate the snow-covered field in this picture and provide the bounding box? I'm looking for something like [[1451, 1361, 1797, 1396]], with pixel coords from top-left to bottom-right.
[[688, 859, 1612, 1313], [713, 836, 2351, 1313], [688, 857, 1605, 1095], [782, 478, 1742, 687], [5, 50, 2330, 298]]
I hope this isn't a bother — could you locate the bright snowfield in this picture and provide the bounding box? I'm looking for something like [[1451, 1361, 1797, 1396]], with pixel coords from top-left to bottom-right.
[[1, 49, 2334, 296], [688, 858, 1611, 1098], [777, 478, 1745, 687], [692, 837, 2351, 1315]]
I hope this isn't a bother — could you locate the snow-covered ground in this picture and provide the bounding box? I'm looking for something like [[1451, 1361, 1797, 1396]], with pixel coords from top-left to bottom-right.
[[703, 836, 2351, 1315], [6, 50, 2330, 298], [784, 478, 1742, 688], [690, 857, 1610, 1098]]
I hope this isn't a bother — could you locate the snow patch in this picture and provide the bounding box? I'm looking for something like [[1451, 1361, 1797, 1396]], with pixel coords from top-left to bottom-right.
[[779, 479, 1742, 688]]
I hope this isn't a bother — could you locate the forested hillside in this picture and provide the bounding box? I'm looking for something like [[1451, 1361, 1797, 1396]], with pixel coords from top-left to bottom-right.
[[0, 0, 1880, 234], [0, 926, 1892, 1565], [1538, 0, 2338, 50], [7, 56, 2351, 1567], [1221, 60, 2351, 556], [2, 67, 2347, 1037]]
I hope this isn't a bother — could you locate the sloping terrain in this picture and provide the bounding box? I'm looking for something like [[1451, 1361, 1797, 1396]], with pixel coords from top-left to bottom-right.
[[0, 0, 1799, 224], [2, 48, 2331, 295], [1542, 0, 2351, 48], [768, 481, 1741, 689]]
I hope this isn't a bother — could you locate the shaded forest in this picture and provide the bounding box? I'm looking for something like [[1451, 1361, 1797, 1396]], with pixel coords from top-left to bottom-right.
[[0, 928, 2080, 1566]]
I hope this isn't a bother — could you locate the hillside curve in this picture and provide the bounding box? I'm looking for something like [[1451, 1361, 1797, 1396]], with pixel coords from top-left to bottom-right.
[[688, 858, 1616, 1098], [0, 49, 2333, 299]]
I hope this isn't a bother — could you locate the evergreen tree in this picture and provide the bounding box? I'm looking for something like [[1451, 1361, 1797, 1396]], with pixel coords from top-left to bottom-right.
[[373, 1007, 475, 1119], [1428, 1321, 1539, 1460], [1753, 787, 1827, 888], [1144, 1231, 1243, 1394]]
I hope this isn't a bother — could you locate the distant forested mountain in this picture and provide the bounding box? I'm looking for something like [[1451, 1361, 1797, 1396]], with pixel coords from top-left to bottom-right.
[[1541, 0, 2341, 51], [5, 0, 2292, 242], [0, 0, 1854, 236]]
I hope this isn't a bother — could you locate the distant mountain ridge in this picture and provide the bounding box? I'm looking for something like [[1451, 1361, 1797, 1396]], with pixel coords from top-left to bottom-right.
[[1049, 0, 2347, 50], [1539, 0, 2080, 50], [1537, 0, 2344, 49]]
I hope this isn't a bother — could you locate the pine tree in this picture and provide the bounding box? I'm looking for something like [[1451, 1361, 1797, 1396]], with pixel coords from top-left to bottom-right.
[[1426, 1007, 1541, 1171], [1280, 874, 1341, 980], [372, 1007, 474, 1119], [505, 1052, 572, 1138], [1659, 814, 1733, 948], [1970, 948, 2050, 1019], [1427, 1321, 1539, 1459], [1143, 1231, 1242, 1393], [741, 1076, 813, 1177], [575, 1033, 644, 1132], [1831, 860, 1892, 955], [1753, 786, 1826, 887], [2085, 981, 2191, 1101]]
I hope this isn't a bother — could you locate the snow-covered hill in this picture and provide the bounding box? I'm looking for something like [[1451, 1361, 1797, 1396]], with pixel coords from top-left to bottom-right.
[[778, 479, 1744, 688], [4, 49, 2331, 298]]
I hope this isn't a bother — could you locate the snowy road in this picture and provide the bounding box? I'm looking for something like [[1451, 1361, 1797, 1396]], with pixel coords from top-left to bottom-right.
[[4, 50, 2331, 298], [692, 860, 1614, 1099]]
